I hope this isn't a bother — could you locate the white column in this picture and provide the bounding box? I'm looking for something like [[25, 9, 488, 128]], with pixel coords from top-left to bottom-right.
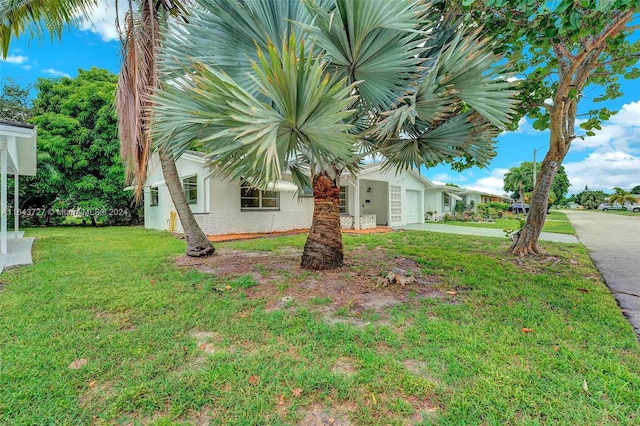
[[354, 177, 360, 230], [1, 140, 7, 255], [14, 173, 19, 236]]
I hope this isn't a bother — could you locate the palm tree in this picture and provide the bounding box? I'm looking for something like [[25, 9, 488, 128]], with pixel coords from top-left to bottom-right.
[[1, 0, 215, 257], [116, 0, 214, 257], [152, 0, 516, 269], [1, 0, 98, 56], [608, 187, 638, 209], [504, 166, 531, 214]]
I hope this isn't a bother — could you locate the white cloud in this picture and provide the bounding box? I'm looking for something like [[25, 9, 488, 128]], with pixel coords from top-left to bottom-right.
[[564, 151, 640, 193], [2, 55, 28, 64], [21, 65, 32, 70], [573, 101, 640, 153], [431, 173, 455, 183], [464, 168, 510, 196], [42, 68, 71, 78], [77, 0, 120, 42]]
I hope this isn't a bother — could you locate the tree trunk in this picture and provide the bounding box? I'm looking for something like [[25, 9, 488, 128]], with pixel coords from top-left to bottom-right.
[[511, 153, 562, 256], [301, 172, 343, 270], [159, 151, 215, 257]]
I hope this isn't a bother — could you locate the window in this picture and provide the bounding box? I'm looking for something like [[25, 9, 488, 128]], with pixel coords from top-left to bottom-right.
[[443, 193, 451, 211], [183, 176, 197, 204], [241, 181, 279, 210], [150, 187, 159, 206], [339, 186, 348, 214], [390, 185, 401, 222]]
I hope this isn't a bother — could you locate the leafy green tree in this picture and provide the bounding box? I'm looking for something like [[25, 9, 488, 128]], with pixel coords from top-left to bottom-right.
[[462, 1, 640, 255], [152, 0, 516, 269], [608, 187, 638, 208], [503, 162, 570, 205], [22, 68, 135, 224], [1, 78, 32, 121], [577, 188, 606, 209], [630, 185, 640, 194], [1, 0, 214, 256]]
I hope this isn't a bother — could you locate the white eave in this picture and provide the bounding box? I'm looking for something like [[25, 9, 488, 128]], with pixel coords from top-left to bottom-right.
[[0, 120, 37, 176]]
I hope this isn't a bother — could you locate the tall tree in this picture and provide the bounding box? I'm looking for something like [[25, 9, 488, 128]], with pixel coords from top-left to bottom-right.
[[152, 0, 516, 269], [577, 188, 606, 209], [503, 165, 529, 211], [1, 78, 32, 121], [21, 68, 134, 224], [0, 0, 215, 256], [503, 162, 570, 204], [462, 1, 640, 255], [116, 0, 215, 257]]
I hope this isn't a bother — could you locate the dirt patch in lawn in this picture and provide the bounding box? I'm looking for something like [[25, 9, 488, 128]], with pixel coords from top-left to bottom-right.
[[174, 245, 443, 315]]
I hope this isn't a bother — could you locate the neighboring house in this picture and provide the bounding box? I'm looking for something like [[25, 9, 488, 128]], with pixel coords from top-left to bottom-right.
[[143, 153, 437, 235], [423, 185, 510, 218]]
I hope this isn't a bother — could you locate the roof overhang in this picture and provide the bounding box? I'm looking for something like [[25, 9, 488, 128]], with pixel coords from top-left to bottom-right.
[[0, 120, 37, 176], [446, 192, 463, 201]]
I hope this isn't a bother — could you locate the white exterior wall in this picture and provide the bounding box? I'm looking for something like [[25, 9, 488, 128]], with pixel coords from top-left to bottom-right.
[[144, 153, 313, 235], [144, 154, 208, 233], [424, 190, 442, 216], [343, 167, 427, 227], [193, 176, 313, 235]]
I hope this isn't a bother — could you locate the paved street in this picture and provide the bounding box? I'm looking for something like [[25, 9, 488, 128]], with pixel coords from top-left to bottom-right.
[[563, 210, 640, 335]]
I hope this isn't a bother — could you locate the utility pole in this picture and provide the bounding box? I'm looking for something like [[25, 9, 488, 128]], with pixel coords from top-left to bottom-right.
[[532, 145, 546, 187]]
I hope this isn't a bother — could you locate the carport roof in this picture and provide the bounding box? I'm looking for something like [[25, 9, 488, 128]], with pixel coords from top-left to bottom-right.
[[0, 120, 37, 176]]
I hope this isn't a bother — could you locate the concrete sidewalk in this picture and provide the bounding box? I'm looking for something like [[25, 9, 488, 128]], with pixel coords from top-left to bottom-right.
[[0, 234, 35, 273], [396, 223, 579, 244]]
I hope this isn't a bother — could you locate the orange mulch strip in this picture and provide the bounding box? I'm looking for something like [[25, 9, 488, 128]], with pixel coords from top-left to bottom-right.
[[207, 227, 392, 242]]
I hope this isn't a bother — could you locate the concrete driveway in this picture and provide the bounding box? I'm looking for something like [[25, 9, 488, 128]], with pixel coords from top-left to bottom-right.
[[563, 210, 640, 335]]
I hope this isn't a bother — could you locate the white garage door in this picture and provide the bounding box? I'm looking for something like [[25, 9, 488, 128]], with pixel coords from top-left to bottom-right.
[[405, 190, 421, 224]]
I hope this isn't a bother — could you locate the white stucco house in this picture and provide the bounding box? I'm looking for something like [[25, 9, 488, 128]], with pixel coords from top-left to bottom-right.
[[142, 152, 443, 235], [424, 185, 510, 217]]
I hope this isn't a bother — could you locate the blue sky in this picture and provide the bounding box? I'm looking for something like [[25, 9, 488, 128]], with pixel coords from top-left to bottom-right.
[[1, 1, 639, 196]]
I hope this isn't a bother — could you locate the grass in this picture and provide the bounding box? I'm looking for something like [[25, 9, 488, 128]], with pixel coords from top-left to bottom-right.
[[1, 227, 639, 425], [439, 210, 576, 235]]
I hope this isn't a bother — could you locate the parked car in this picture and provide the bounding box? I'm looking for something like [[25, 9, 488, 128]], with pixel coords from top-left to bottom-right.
[[626, 204, 640, 213], [509, 203, 551, 214], [597, 203, 625, 211], [510, 203, 529, 213]]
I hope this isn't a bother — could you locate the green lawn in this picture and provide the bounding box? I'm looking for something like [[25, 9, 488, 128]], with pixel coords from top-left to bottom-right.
[[440, 210, 576, 235], [1, 227, 639, 425]]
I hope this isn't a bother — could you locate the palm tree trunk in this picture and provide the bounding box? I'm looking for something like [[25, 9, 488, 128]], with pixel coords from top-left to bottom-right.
[[512, 153, 561, 255], [301, 172, 343, 270], [159, 151, 215, 257]]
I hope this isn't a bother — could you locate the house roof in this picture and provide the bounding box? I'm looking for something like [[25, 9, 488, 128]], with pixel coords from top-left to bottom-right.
[[352, 162, 435, 187], [0, 120, 37, 176]]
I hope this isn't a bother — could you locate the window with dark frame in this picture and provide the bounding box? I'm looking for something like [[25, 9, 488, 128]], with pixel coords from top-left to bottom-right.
[[150, 187, 159, 206], [240, 181, 280, 210], [339, 186, 348, 214], [183, 176, 198, 204]]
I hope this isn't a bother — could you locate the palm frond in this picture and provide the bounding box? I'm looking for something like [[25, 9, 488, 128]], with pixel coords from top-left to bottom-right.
[[302, 0, 422, 111], [153, 35, 359, 190], [1, 0, 99, 57], [116, 1, 160, 201], [378, 111, 499, 172], [160, 0, 315, 94]]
